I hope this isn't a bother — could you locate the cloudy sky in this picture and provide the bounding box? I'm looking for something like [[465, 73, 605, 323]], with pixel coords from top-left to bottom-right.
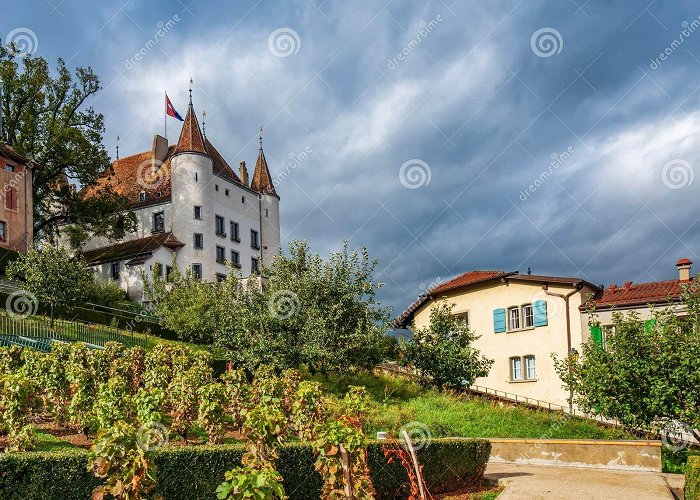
[[5, 0, 700, 314]]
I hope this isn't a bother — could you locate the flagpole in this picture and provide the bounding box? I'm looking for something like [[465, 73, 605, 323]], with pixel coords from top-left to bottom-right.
[[164, 91, 167, 141]]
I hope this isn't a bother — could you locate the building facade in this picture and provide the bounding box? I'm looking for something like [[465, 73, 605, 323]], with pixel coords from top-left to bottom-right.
[[77, 96, 280, 301], [395, 271, 601, 408], [0, 144, 33, 255]]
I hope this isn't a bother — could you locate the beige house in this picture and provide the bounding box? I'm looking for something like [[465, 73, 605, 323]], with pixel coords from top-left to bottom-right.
[[395, 270, 601, 408], [580, 258, 693, 348]]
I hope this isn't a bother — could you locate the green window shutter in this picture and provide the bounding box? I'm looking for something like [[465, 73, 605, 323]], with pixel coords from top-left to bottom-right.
[[493, 308, 506, 333], [533, 300, 548, 326], [590, 324, 603, 347], [644, 319, 656, 333]]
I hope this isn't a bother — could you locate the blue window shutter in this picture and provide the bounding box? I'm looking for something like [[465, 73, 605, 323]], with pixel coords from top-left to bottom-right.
[[493, 308, 506, 333], [533, 300, 548, 326]]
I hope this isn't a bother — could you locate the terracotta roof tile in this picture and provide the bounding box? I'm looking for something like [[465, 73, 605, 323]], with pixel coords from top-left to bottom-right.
[[82, 231, 184, 265], [206, 138, 240, 183], [590, 279, 685, 309], [431, 270, 509, 295], [251, 147, 277, 197], [174, 104, 207, 154]]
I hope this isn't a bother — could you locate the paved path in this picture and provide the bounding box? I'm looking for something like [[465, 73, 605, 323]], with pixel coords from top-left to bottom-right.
[[484, 462, 685, 499]]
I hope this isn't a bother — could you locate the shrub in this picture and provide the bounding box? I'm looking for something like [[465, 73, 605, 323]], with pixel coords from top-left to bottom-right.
[[687, 456, 700, 500], [0, 439, 490, 500]]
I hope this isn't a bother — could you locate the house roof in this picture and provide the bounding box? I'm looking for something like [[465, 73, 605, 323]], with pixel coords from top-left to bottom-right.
[[0, 143, 32, 166], [394, 269, 601, 327], [251, 146, 278, 197], [586, 279, 686, 310], [81, 232, 184, 266]]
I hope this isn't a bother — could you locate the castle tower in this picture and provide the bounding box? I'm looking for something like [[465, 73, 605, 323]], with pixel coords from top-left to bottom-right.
[[251, 131, 281, 267], [169, 86, 213, 277]]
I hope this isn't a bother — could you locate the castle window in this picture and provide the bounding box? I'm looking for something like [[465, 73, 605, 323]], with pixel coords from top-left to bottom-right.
[[139, 191, 146, 202], [166, 266, 173, 279], [265, 208, 269, 217], [215, 184, 219, 192], [225, 189, 230, 196], [215, 215, 226, 236], [194, 206, 202, 220], [251, 257, 260, 274], [216, 245, 226, 263], [242, 196, 246, 204], [216, 273, 226, 282], [193, 233, 203, 249], [231, 250, 241, 267], [152, 212, 165, 233], [111, 261, 121, 281], [191, 263, 202, 280], [230, 221, 240, 242], [194, 172, 198, 182], [0, 221, 6, 241], [250, 229, 260, 250]]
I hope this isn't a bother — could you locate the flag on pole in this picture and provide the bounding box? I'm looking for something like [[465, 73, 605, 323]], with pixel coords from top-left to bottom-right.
[[165, 94, 184, 121]]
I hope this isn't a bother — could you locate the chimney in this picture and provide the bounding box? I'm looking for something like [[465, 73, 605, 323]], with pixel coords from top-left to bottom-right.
[[676, 258, 692, 282], [151, 134, 169, 166], [239, 161, 249, 187], [623, 281, 633, 291]]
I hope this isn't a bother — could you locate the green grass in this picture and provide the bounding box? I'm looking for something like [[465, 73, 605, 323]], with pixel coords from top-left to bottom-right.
[[34, 431, 78, 452], [306, 370, 632, 441]]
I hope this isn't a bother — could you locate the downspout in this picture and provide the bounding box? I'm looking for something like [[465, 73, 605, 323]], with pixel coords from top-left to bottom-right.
[[542, 281, 583, 412]]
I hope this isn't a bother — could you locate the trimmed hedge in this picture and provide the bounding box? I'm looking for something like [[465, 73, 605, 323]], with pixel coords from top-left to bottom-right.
[[687, 456, 700, 500], [0, 438, 490, 499]]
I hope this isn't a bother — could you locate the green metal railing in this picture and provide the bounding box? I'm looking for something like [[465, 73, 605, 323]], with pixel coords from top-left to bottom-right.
[[0, 314, 147, 349]]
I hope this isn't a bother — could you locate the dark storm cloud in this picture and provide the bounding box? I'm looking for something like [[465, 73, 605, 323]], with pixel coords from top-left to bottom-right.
[[5, 0, 700, 316]]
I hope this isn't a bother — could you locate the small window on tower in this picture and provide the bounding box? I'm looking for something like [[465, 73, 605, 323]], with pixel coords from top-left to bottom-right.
[[139, 191, 146, 202], [242, 196, 246, 204], [193, 233, 204, 249], [215, 184, 219, 192], [265, 209, 269, 217], [225, 189, 230, 196], [194, 172, 198, 182]]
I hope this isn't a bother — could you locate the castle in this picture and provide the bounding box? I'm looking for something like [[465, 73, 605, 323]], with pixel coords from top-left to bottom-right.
[[77, 92, 280, 301]]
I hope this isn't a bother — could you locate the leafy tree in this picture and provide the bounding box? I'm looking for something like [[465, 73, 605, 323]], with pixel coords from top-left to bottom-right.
[[0, 45, 136, 245], [403, 303, 493, 391], [554, 279, 700, 440], [6, 245, 93, 327], [197, 382, 229, 444]]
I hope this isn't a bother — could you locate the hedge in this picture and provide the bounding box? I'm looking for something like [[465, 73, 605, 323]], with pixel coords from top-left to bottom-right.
[[0, 438, 490, 499], [687, 456, 700, 500]]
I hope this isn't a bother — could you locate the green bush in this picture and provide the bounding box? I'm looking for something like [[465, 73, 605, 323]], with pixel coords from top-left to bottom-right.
[[687, 456, 700, 500], [0, 438, 490, 499]]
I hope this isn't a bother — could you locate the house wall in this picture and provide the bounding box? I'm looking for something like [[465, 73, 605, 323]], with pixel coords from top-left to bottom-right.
[[411, 280, 593, 408], [0, 157, 33, 254]]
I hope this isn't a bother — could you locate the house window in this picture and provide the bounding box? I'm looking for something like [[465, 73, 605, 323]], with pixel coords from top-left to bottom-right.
[[153, 262, 163, 277], [216, 245, 226, 263], [111, 261, 120, 281], [510, 357, 523, 381], [215, 184, 219, 192], [225, 189, 230, 196], [453, 311, 469, 328], [523, 304, 534, 328], [193, 233, 203, 249], [215, 215, 226, 236], [251, 257, 260, 274], [4, 186, 17, 210], [152, 212, 165, 233], [508, 307, 520, 330], [166, 266, 173, 279], [194, 206, 202, 219], [231, 250, 241, 267], [216, 273, 226, 282], [4, 164, 15, 172], [191, 263, 203, 280], [139, 191, 146, 202], [525, 355, 537, 380], [602, 325, 615, 351], [250, 229, 260, 249], [0, 221, 5, 242], [230, 221, 240, 242]]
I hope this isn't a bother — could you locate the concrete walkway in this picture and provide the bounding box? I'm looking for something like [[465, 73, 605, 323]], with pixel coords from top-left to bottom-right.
[[485, 463, 685, 499]]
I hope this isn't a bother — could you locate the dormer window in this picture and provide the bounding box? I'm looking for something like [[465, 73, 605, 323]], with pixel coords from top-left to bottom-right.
[[139, 191, 146, 202]]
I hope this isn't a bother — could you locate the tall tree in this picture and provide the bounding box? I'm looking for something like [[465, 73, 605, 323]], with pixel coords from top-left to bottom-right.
[[0, 43, 135, 244]]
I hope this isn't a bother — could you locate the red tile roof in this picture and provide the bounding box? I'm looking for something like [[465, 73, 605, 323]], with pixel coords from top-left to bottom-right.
[[251, 147, 278, 197], [430, 270, 510, 295], [174, 104, 207, 154], [0, 143, 31, 165], [589, 279, 685, 309]]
